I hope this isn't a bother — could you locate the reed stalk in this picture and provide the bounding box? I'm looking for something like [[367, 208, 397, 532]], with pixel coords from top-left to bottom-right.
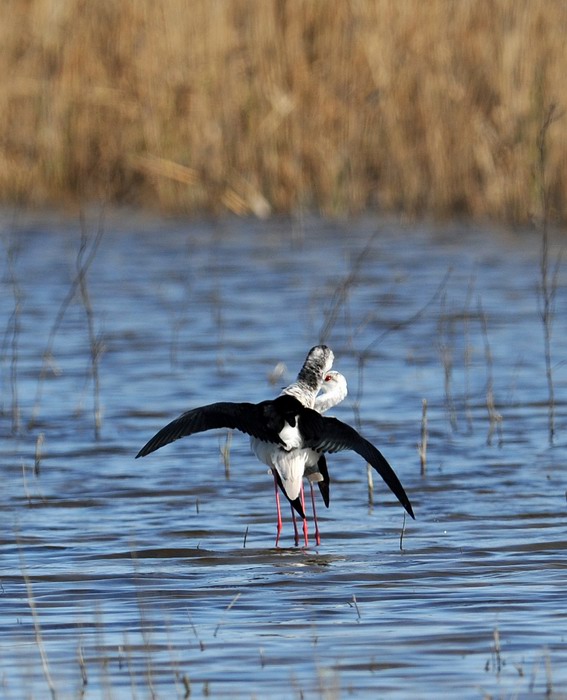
[[352, 269, 451, 422], [399, 513, 407, 552], [491, 626, 502, 676], [2, 232, 22, 433], [1, 2, 567, 221], [478, 298, 503, 446], [536, 104, 561, 446], [351, 594, 362, 621], [219, 429, 232, 480], [18, 549, 58, 699], [30, 213, 104, 429], [77, 215, 104, 439], [418, 398, 428, 476], [213, 593, 242, 638], [437, 296, 458, 431], [34, 432, 44, 476], [76, 642, 88, 694]]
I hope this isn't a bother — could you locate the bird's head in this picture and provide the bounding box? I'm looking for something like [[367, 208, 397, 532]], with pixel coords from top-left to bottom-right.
[[320, 370, 348, 400]]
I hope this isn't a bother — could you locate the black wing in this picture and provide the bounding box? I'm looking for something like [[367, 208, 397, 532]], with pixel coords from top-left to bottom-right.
[[136, 400, 286, 458], [316, 455, 330, 508], [299, 409, 415, 519]]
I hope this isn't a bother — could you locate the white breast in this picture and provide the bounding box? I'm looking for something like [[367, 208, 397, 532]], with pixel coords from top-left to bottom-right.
[[250, 425, 309, 503], [277, 417, 303, 450], [272, 449, 308, 501]]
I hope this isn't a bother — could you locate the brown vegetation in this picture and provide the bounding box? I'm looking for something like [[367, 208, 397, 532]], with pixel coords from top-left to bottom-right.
[[1, 0, 566, 221]]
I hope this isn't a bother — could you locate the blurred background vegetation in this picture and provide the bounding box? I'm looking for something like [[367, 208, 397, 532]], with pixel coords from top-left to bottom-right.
[[1, 0, 566, 222]]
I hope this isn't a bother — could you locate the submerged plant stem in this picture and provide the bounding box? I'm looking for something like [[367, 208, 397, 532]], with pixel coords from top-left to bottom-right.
[[30, 212, 104, 429], [4, 235, 22, 434], [78, 214, 105, 439], [19, 553, 58, 699], [419, 398, 428, 476], [536, 104, 561, 446]]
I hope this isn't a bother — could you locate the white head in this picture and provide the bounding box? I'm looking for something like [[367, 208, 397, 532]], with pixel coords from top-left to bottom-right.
[[281, 345, 335, 406], [314, 370, 348, 413], [296, 345, 334, 390]]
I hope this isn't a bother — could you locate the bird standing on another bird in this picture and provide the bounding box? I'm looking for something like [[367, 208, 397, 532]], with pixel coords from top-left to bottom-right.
[[136, 345, 415, 546], [251, 345, 335, 545], [303, 370, 348, 545]]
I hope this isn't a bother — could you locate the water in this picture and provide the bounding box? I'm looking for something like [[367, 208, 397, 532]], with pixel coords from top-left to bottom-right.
[[1, 212, 566, 699]]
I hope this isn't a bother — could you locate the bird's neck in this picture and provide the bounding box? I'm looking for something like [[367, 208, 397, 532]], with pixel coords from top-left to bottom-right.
[[296, 352, 331, 392], [281, 383, 317, 408], [314, 385, 347, 413]]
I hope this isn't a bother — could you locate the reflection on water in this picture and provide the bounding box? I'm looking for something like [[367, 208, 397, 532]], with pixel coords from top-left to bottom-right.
[[1, 213, 566, 698]]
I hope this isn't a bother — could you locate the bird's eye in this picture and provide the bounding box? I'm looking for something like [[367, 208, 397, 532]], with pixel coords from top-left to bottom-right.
[[324, 375, 332, 381]]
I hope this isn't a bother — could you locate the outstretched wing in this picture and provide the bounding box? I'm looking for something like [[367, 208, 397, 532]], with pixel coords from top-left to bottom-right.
[[299, 410, 415, 519], [136, 401, 285, 458]]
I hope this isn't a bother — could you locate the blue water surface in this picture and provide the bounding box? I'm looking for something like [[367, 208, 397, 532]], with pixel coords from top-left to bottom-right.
[[1, 212, 566, 699]]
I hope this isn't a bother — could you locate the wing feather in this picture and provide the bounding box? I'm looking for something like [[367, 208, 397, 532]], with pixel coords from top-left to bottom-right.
[[136, 401, 285, 458], [299, 410, 415, 519], [316, 454, 330, 508]]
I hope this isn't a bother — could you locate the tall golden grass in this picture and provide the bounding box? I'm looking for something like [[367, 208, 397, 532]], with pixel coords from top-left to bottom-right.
[[1, 0, 566, 221]]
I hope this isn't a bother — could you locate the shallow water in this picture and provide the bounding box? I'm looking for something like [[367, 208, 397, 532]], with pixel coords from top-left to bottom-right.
[[1, 213, 566, 699]]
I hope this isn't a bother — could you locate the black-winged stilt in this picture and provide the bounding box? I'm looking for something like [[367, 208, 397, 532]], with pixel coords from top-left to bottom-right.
[[136, 346, 414, 546], [304, 369, 348, 544]]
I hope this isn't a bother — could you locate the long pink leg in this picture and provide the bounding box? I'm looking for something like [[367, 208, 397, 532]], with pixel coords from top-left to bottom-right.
[[310, 483, 321, 546], [300, 482, 309, 547], [291, 506, 300, 546], [273, 472, 283, 547]]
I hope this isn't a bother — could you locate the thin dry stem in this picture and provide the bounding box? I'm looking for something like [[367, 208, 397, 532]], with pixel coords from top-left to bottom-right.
[[352, 268, 451, 427], [130, 555, 158, 698], [351, 594, 361, 621], [22, 461, 32, 505], [30, 213, 104, 428], [462, 275, 477, 432], [438, 295, 458, 431], [419, 398, 428, 476], [34, 432, 44, 476], [220, 430, 232, 480], [399, 512, 407, 552], [318, 232, 378, 344], [366, 463, 374, 509], [478, 298, 503, 446], [76, 642, 88, 692], [491, 626, 502, 677], [187, 612, 206, 652], [19, 554, 58, 699], [213, 593, 242, 638], [77, 215, 104, 439], [536, 103, 561, 446], [4, 235, 22, 434]]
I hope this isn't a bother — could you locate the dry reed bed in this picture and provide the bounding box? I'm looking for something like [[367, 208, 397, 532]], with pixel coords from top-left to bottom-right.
[[1, 0, 566, 220]]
